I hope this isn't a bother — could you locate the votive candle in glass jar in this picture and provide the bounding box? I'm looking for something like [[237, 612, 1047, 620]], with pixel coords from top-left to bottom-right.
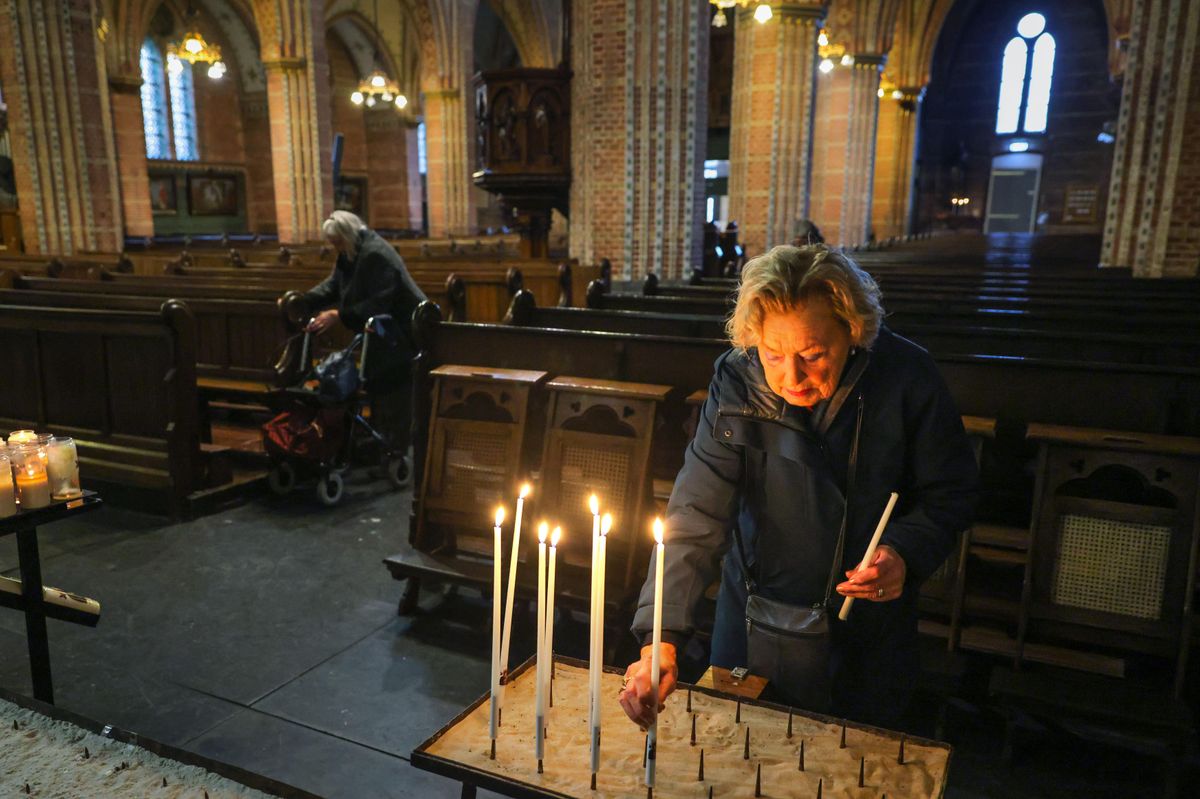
[[7, 430, 38, 447], [0, 449, 16, 518], [46, 436, 81, 500], [13, 445, 51, 509]]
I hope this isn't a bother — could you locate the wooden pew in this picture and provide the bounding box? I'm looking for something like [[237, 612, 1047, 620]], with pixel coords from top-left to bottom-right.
[[0, 301, 205, 516]]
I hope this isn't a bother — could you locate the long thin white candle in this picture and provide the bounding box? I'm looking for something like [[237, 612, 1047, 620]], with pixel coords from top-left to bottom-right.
[[545, 527, 560, 711], [646, 518, 665, 788], [588, 495, 601, 776], [499, 483, 530, 707], [839, 492, 900, 621], [534, 522, 548, 769], [489, 507, 505, 755]]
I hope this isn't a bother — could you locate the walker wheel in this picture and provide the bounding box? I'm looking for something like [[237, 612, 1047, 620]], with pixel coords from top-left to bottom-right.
[[386, 455, 412, 490], [316, 471, 345, 506], [267, 462, 296, 495]]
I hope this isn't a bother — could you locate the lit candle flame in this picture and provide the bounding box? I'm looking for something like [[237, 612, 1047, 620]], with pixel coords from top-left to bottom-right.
[[538, 522, 549, 543], [653, 517, 664, 546], [550, 527, 562, 547], [601, 513, 613, 536], [495, 507, 506, 527], [588, 494, 599, 516], [519, 483, 532, 499]]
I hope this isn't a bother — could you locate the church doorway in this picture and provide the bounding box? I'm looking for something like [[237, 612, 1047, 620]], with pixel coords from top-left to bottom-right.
[[984, 152, 1042, 233]]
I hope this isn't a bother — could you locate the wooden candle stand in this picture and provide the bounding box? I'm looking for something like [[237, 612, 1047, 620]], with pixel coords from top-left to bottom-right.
[[412, 656, 951, 799]]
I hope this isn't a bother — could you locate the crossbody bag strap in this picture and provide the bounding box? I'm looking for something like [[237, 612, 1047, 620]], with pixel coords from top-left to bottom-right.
[[732, 447, 757, 594], [822, 394, 864, 609]]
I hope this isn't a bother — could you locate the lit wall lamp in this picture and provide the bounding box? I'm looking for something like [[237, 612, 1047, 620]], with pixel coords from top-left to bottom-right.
[[817, 28, 848, 74], [709, 1, 774, 27]]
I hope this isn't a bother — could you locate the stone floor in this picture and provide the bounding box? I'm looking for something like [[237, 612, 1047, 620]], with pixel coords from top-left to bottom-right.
[[0, 479, 1179, 798]]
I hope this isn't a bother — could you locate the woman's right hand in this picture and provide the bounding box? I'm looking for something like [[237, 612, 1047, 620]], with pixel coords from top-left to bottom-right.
[[618, 643, 678, 729], [306, 309, 339, 334]]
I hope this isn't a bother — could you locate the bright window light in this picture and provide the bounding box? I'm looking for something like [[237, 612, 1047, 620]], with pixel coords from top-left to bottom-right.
[[139, 39, 169, 159], [995, 37, 1028, 134], [417, 121, 427, 175], [1023, 33, 1055, 133], [167, 53, 198, 161], [706, 196, 715, 223], [1008, 140, 1030, 152], [1017, 13, 1046, 38]]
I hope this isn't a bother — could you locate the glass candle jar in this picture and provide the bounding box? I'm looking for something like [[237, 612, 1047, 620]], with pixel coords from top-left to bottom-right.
[[12, 444, 51, 510], [0, 449, 15, 518], [46, 436, 81, 500], [7, 430, 38, 447]]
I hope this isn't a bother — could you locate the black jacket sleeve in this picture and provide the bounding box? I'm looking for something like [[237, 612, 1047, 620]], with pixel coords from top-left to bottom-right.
[[631, 354, 743, 641], [339, 249, 400, 332], [304, 265, 341, 314], [878, 355, 980, 584]]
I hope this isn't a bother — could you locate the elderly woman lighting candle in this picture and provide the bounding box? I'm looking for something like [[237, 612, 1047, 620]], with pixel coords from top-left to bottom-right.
[[619, 245, 978, 728]]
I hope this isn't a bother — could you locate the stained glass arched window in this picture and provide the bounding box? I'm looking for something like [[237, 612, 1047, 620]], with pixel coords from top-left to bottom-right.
[[167, 53, 198, 161], [417, 121, 427, 175], [139, 39, 169, 159], [994, 13, 1056, 135]]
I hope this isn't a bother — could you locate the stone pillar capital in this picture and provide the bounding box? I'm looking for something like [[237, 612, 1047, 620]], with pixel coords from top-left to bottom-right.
[[849, 53, 887, 71], [262, 57, 308, 73], [108, 72, 142, 93]]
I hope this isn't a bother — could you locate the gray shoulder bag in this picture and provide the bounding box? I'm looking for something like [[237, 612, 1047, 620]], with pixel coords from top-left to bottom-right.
[[734, 367, 865, 713]]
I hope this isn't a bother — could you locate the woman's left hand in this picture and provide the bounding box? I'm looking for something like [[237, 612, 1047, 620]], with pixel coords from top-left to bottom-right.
[[835, 544, 907, 602]]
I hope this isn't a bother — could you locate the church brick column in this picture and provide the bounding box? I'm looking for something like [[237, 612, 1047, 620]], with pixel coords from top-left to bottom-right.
[[0, 0, 123, 253], [569, 0, 710, 280], [727, 3, 823, 256], [364, 111, 416, 230], [809, 55, 882, 247], [242, 91, 276, 234], [422, 87, 474, 236], [108, 73, 154, 239], [1100, 0, 1200, 277], [263, 53, 333, 244], [871, 88, 920, 241]]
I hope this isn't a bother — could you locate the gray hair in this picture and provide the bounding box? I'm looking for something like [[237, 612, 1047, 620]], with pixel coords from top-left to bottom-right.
[[321, 210, 367, 258], [726, 245, 884, 351]]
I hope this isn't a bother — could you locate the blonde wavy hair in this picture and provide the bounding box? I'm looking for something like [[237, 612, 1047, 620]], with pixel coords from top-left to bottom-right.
[[321, 210, 367, 259], [726, 245, 884, 351]]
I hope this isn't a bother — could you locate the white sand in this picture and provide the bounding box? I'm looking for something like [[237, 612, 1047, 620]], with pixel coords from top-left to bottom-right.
[[424, 662, 949, 798], [0, 698, 281, 799]]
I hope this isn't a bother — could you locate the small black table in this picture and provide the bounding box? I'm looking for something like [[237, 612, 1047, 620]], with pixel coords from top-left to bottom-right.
[[0, 491, 102, 703]]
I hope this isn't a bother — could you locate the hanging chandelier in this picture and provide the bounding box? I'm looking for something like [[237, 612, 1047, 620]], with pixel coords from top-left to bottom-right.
[[350, 0, 407, 110], [709, 1, 773, 27], [170, 2, 226, 79]]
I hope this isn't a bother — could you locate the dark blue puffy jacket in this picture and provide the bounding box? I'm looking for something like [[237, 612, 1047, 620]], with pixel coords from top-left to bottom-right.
[[631, 327, 979, 726]]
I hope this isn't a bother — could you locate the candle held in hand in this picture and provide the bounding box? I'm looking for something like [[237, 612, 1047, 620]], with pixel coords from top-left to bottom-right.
[[645, 517, 665, 788]]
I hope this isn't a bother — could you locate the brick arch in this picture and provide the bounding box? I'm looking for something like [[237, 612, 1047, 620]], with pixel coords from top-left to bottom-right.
[[326, 11, 402, 81], [884, 0, 957, 90], [826, 0, 904, 56], [481, 0, 563, 68]]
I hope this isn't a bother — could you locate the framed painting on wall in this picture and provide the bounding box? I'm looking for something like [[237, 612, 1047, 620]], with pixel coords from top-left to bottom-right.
[[335, 176, 367, 218], [149, 175, 177, 214], [188, 174, 240, 216]]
